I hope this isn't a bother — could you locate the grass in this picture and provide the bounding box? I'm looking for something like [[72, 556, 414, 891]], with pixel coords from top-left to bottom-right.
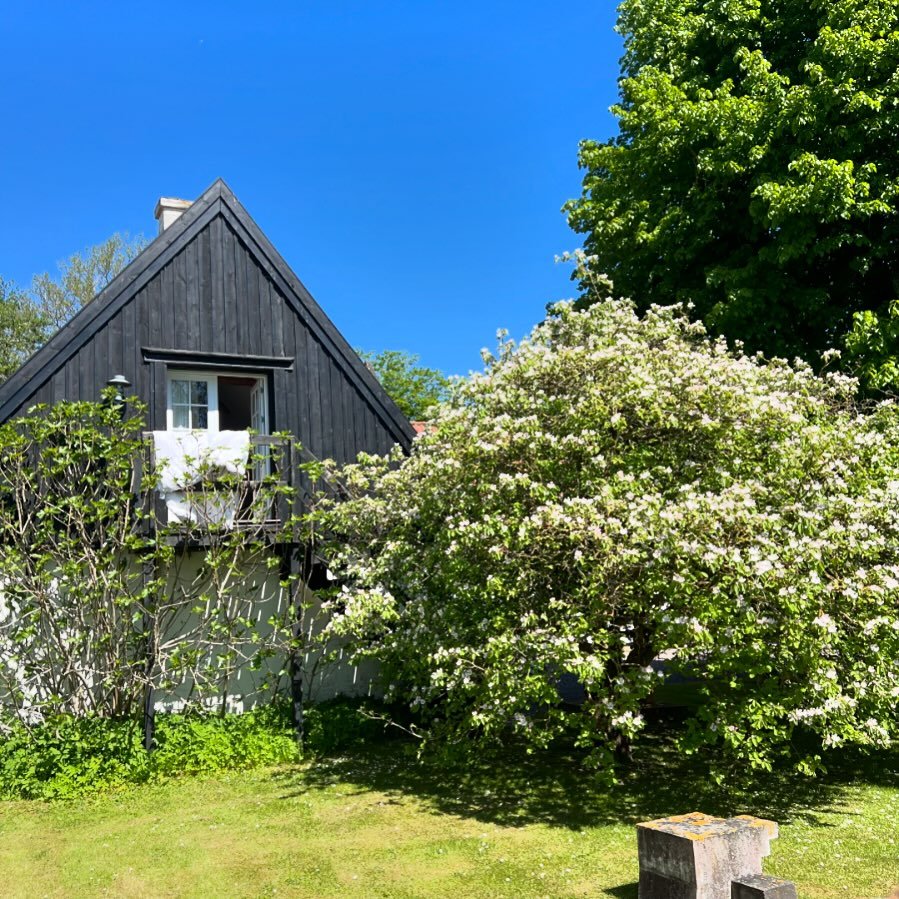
[[0, 726, 897, 898]]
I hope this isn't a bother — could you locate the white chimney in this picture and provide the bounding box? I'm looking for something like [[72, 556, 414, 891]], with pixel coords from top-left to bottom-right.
[[154, 197, 192, 233]]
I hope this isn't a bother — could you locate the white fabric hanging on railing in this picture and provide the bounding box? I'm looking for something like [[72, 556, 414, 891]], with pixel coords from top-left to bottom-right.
[[151, 430, 252, 525]]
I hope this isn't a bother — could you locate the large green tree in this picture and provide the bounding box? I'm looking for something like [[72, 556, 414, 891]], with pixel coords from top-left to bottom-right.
[[31, 232, 146, 330], [358, 349, 450, 420], [0, 233, 146, 385], [0, 278, 47, 382], [566, 0, 899, 365]]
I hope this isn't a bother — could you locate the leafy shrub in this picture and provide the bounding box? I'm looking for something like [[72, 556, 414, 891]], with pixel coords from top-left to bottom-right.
[[0, 704, 300, 800], [303, 698, 392, 756], [151, 704, 299, 777], [0, 398, 299, 727], [0, 715, 148, 800]]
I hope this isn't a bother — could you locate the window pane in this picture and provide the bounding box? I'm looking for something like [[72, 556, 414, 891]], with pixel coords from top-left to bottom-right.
[[194, 405, 208, 429], [172, 405, 189, 429], [191, 381, 208, 405], [171, 380, 189, 405]]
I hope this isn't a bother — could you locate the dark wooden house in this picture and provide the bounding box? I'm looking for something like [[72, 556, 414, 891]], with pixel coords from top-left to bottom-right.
[[0, 178, 414, 462], [0, 179, 414, 728]]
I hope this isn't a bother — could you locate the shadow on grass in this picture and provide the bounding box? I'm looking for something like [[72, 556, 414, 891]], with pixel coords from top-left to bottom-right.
[[605, 885, 638, 899], [273, 713, 899, 833]]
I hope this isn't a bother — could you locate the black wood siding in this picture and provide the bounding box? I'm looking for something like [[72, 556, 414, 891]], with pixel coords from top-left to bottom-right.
[[3, 206, 411, 465]]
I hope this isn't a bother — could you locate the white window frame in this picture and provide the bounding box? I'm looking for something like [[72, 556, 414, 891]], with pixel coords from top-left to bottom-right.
[[167, 371, 218, 431], [166, 370, 267, 434]]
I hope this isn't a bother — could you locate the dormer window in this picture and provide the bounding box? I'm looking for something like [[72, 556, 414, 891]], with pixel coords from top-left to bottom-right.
[[166, 371, 266, 435]]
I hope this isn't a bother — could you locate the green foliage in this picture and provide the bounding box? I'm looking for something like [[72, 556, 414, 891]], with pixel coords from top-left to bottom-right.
[[0, 278, 47, 382], [314, 295, 899, 777], [31, 232, 147, 330], [357, 349, 450, 419], [0, 233, 147, 386], [0, 705, 299, 800], [566, 1, 899, 368], [0, 699, 398, 800], [151, 704, 299, 777], [0, 399, 299, 722], [0, 715, 148, 800], [0, 397, 155, 718], [845, 302, 899, 392], [303, 697, 391, 755]]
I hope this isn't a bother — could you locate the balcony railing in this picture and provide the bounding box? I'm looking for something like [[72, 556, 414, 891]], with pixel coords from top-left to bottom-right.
[[140, 433, 295, 540]]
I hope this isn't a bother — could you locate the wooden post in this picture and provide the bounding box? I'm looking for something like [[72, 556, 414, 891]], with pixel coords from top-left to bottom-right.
[[141, 556, 157, 753], [282, 544, 305, 746], [136, 440, 159, 754]]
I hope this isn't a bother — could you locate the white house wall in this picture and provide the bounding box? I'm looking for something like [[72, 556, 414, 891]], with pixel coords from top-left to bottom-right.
[[0, 556, 381, 723], [154, 551, 380, 713]]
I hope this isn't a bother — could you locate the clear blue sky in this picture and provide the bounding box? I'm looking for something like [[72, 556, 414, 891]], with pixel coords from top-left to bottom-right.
[[0, 2, 622, 376]]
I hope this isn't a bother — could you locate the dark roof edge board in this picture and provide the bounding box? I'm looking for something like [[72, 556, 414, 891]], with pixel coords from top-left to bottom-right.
[[212, 185, 414, 445], [0, 179, 415, 447], [0, 187, 224, 421]]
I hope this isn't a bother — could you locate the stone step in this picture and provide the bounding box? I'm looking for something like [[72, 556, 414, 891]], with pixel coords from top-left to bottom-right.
[[731, 873, 798, 899]]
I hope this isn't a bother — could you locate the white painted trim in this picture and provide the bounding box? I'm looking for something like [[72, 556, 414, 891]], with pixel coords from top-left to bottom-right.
[[166, 370, 268, 435], [166, 370, 219, 432]]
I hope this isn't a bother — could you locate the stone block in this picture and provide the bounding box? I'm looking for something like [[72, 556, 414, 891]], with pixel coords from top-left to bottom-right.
[[638, 869, 695, 898], [731, 873, 798, 899], [637, 812, 779, 899]]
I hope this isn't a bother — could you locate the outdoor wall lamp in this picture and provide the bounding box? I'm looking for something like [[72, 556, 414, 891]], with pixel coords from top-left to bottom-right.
[[105, 374, 132, 418]]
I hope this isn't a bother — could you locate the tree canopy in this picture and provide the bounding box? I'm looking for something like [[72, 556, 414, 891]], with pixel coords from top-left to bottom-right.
[[0, 278, 47, 382], [0, 233, 146, 385], [314, 292, 899, 776], [566, 0, 899, 368], [31, 232, 146, 330], [358, 349, 450, 420]]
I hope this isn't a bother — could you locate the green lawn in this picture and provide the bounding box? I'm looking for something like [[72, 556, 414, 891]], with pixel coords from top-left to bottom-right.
[[0, 735, 897, 898]]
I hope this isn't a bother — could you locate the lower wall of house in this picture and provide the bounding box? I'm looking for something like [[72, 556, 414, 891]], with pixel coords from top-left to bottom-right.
[[0, 551, 379, 721], [152, 551, 380, 714]]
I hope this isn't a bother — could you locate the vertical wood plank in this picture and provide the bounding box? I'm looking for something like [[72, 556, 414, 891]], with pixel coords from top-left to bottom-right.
[[236, 225, 253, 354], [159, 260, 174, 350], [198, 226, 212, 349], [78, 337, 94, 402], [121, 297, 136, 385], [247, 247, 262, 357], [65, 356, 77, 400], [199, 226, 225, 353], [185, 236, 201, 349], [340, 376, 355, 463], [108, 296, 124, 377], [175, 248, 190, 350], [272, 368, 289, 435], [147, 269, 161, 358], [265, 277, 284, 356], [279, 312, 297, 438], [306, 325, 322, 457], [136, 284, 150, 398], [294, 314, 310, 449], [51, 370, 65, 403], [223, 218, 238, 354], [325, 354, 342, 463]]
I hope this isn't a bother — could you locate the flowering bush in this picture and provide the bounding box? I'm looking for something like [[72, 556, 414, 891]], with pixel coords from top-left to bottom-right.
[[313, 296, 899, 775]]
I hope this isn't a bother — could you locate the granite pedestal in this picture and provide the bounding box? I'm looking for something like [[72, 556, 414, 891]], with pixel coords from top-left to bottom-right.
[[636, 812, 780, 899]]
